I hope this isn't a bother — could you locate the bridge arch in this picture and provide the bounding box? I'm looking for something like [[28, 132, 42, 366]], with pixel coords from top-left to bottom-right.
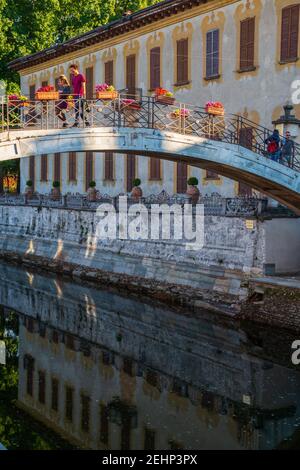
[[1, 127, 300, 213]]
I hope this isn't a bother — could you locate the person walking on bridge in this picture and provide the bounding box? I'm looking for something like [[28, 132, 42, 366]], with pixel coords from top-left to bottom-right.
[[69, 64, 90, 128], [265, 129, 281, 162], [280, 131, 294, 167], [55, 75, 71, 128]]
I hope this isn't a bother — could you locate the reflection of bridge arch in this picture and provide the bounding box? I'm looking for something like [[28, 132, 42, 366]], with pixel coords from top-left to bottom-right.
[[1, 127, 300, 212]]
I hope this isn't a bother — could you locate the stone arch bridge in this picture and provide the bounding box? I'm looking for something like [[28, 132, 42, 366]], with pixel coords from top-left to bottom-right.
[[0, 96, 300, 212]]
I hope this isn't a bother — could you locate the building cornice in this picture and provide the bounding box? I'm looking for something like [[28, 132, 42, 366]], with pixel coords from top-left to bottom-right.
[[9, 0, 238, 75]]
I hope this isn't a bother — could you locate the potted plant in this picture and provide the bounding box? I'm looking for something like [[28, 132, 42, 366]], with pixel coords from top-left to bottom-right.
[[186, 177, 200, 203], [95, 83, 118, 100], [131, 178, 142, 200], [8, 94, 30, 107], [154, 88, 175, 105], [35, 85, 59, 101], [120, 98, 141, 111], [25, 180, 33, 198], [51, 180, 61, 200], [205, 101, 224, 116], [170, 108, 190, 119], [87, 180, 97, 201]]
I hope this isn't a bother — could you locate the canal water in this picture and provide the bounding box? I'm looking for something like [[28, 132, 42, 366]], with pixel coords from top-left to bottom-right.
[[0, 262, 300, 450]]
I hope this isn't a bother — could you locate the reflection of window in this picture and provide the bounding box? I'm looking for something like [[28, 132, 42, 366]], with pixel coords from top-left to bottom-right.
[[104, 152, 114, 181], [38, 371, 46, 404], [65, 386, 74, 422], [65, 334, 75, 350], [100, 404, 109, 444], [145, 369, 158, 387], [149, 157, 161, 180], [123, 357, 134, 376], [144, 428, 155, 450], [169, 439, 183, 450], [24, 354, 34, 396], [52, 330, 59, 344], [81, 394, 90, 433], [51, 378, 59, 412]]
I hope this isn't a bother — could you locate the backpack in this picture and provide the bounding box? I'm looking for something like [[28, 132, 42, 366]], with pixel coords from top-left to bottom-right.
[[267, 141, 278, 153]]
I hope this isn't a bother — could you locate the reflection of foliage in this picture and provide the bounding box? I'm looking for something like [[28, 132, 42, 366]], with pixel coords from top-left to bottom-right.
[[0, 308, 75, 449]]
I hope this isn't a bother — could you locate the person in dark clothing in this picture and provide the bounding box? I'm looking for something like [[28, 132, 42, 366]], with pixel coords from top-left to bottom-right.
[[265, 129, 281, 162], [280, 131, 294, 167], [56, 75, 71, 128]]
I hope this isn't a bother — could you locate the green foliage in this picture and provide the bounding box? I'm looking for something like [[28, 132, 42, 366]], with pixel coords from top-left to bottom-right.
[[187, 177, 199, 186], [0, 0, 162, 90], [133, 178, 141, 187]]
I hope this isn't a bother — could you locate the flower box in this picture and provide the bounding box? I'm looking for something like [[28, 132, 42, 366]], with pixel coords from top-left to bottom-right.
[[206, 106, 224, 116], [155, 95, 175, 105], [35, 91, 59, 101], [96, 90, 119, 100]]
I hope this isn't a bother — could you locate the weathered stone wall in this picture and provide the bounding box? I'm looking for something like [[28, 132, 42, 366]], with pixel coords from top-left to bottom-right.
[[0, 205, 299, 299]]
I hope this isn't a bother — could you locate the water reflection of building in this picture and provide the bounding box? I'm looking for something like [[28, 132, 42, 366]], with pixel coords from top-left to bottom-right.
[[0, 264, 299, 449]]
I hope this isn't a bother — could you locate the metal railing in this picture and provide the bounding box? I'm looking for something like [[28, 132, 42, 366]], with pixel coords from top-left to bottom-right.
[[0, 191, 271, 217], [1, 93, 299, 171]]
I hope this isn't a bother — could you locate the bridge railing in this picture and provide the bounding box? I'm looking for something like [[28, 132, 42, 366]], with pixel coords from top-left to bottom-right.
[[0, 191, 271, 217], [1, 94, 299, 172]]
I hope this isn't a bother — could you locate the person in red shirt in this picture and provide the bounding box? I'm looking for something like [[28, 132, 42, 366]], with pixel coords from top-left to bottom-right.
[[69, 64, 90, 127]]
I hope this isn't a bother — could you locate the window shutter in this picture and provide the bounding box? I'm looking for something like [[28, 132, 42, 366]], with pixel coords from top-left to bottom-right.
[[281, 5, 299, 61], [85, 152, 94, 190], [206, 29, 219, 78], [85, 67, 94, 99], [239, 127, 253, 150], [29, 155, 35, 190], [176, 162, 187, 193], [105, 152, 114, 180], [68, 152, 77, 181], [126, 55, 136, 95], [238, 182, 252, 197], [54, 153, 61, 182], [150, 47, 160, 90], [41, 81, 48, 87], [150, 157, 161, 180], [177, 39, 188, 84], [126, 155, 136, 192], [240, 18, 255, 70], [105, 61, 114, 86], [40, 154, 48, 182], [54, 77, 59, 90], [29, 85, 36, 100]]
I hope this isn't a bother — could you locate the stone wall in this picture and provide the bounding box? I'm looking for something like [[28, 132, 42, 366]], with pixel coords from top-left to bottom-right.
[[0, 204, 299, 301]]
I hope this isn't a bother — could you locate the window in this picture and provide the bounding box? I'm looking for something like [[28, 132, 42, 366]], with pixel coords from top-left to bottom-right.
[[38, 371, 46, 404], [176, 39, 189, 85], [54, 153, 61, 182], [104, 152, 114, 181], [281, 5, 299, 62], [238, 182, 252, 197], [65, 386, 74, 422], [85, 66, 94, 100], [149, 157, 161, 180], [100, 404, 109, 444], [40, 154, 48, 182], [206, 169, 220, 180], [51, 378, 59, 411], [81, 394, 90, 433], [239, 127, 253, 150], [206, 29, 219, 78], [68, 152, 77, 181], [29, 85, 36, 101], [54, 77, 59, 90], [126, 55, 136, 96], [41, 81, 48, 87], [240, 18, 255, 71], [144, 428, 155, 450], [105, 61, 114, 86], [126, 155, 136, 192], [176, 162, 187, 193], [29, 155, 35, 190], [85, 151, 94, 190], [150, 47, 160, 90]]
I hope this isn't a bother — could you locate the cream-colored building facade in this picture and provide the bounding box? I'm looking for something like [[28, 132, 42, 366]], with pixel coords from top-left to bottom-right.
[[10, 0, 300, 196]]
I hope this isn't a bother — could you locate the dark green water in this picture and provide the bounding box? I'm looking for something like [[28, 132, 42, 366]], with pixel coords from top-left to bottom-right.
[[0, 262, 300, 450]]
